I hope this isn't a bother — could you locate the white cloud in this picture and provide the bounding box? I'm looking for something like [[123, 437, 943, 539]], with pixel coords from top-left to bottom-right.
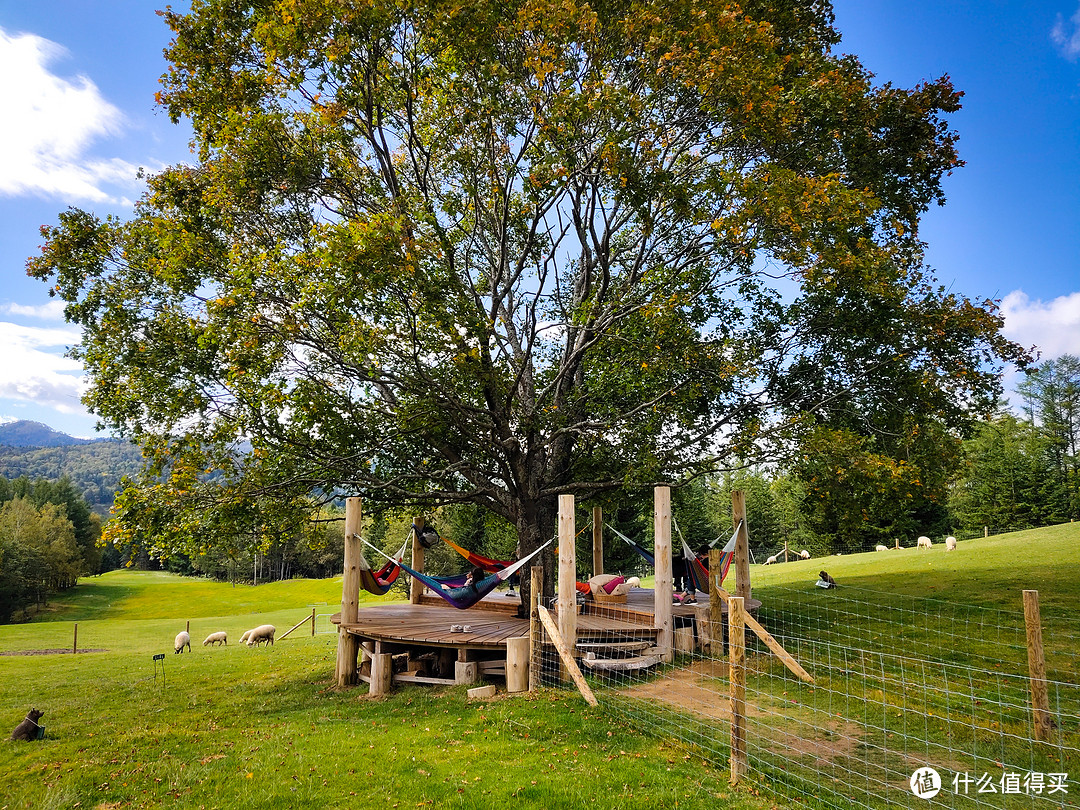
[[0, 320, 87, 413], [1001, 289, 1080, 361], [1051, 6, 1080, 60], [2, 300, 67, 320], [0, 27, 140, 203]]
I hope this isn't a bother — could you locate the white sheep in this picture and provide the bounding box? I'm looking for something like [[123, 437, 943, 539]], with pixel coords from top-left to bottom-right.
[[245, 624, 276, 647], [799, 549, 810, 560], [238, 629, 252, 645], [945, 536, 957, 551], [764, 555, 778, 565], [917, 535, 932, 549], [202, 631, 227, 646], [875, 544, 889, 552], [174, 631, 191, 654]]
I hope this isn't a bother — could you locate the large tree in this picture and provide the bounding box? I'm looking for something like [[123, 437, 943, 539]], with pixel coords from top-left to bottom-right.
[[29, 0, 1024, 599]]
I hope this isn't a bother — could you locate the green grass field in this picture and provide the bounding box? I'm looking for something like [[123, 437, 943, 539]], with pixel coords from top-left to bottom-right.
[[0, 569, 768, 810], [2, 525, 1078, 809]]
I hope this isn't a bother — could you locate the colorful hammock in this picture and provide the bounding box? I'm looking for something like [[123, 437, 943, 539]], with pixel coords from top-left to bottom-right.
[[677, 519, 739, 593], [363, 539, 552, 610], [609, 525, 655, 566], [442, 535, 513, 573], [355, 537, 411, 596]]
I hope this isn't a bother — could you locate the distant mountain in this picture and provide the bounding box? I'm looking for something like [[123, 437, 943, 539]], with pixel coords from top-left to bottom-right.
[[0, 421, 143, 515], [0, 420, 95, 448]]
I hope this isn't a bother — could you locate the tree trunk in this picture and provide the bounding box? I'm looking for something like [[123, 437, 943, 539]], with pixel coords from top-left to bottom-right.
[[514, 498, 558, 618]]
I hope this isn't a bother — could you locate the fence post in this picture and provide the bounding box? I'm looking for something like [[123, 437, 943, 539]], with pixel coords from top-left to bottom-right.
[[654, 486, 673, 662], [73, 623, 78, 655], [311, 607, 316, 636], [557, 494, 577, 683], [529, 565, 543, 691], [729, 595, 747, 784], [336, 496, 362, 687], [732, 490, 751, 601], [709, 548, 724, 655], [1023, 590, 1053, 741], [410, 516, 426, 605], [592, 506, 604, 577]]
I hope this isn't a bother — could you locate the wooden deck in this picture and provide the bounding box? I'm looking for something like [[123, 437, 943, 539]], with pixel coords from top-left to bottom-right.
[[333, 586, 760, 652]]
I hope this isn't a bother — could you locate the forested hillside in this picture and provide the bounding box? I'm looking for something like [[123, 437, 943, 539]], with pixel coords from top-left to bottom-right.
[[0, 422, 142, 515]]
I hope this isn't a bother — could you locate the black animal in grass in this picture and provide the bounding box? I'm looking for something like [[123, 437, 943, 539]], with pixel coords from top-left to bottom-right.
[[9, 708, 44, 741], [818, 571, 837, 589]]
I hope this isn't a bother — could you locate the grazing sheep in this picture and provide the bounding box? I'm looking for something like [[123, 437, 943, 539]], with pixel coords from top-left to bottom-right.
[[917, 535, 932, 549], [238, 629, 252, 645], [245, 624, 276, 647], [764, 555, 778, 565], [799, 549, 810, 560], [174, 631, 191, 654], [875, 544, 889, 552], [202, 631, 227, 646], [945, 536, 957, 551]]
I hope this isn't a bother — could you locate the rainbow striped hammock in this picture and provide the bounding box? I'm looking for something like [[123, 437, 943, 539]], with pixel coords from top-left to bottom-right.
[[357, 537, 411, 596], [441, 535, 512, 574], [609, 522, 740, 592], [363, 539, 552, 610]]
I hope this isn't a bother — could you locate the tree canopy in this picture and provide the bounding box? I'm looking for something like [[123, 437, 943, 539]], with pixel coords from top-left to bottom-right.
[[29, 0, 1026, 591]]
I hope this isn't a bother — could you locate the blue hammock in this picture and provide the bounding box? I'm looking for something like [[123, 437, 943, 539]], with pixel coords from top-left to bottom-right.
[[363, 539, 552, 610]]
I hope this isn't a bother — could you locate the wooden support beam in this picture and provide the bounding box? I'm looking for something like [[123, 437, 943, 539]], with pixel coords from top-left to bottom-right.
[[370, 652, 392, 696], [558, 493, 578, 682], [715, 585, 814, 684], [410, 516, 426, 605], [654, 486, 673, 662], [1023, 590, 1053, 741], [336, 497, 362, 687], [537, 606, 598, 706], [506, 636, 529, 693], [278, 613, 313, 641], [732, 490, 751, 601], [592, 506, 604, 577], [529, 565, 542, 692], [729, 596, 748, 784]]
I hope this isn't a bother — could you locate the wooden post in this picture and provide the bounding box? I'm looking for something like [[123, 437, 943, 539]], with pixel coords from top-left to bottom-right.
[[370, 652, 393, 696], [592, 506, 604, 577], [455, 660, 480, 685], [984, 526, 989, 538], [895, 537, 900, 550], [311, 607, 316, 636], [410, 516, 426, 605], [73, 623, 78, 655], [729, 596, 748, 783], [783, 539, 788, 563], [186, 620, 190, 634], [732, 490, 751, 601], [537, 606, 598, 706], [709, 548, 724, 656], [507, 636, 530, 693], [654, 486, 674, 662], [558, 494, 577, 682], [336, 497, 362, 687], [1023, 590, 1053, 741], [529, 565, 543, 691]]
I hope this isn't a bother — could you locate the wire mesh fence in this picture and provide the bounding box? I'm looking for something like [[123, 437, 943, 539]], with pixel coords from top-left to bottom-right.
[[532, 586, 1080, 809]]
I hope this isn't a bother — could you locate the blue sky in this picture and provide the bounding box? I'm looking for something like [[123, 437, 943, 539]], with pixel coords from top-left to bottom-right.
[[1, 1, 1078, 438]]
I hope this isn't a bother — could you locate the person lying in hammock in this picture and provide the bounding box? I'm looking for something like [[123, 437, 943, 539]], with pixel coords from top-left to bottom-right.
[[463, 566, 485, 592]]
